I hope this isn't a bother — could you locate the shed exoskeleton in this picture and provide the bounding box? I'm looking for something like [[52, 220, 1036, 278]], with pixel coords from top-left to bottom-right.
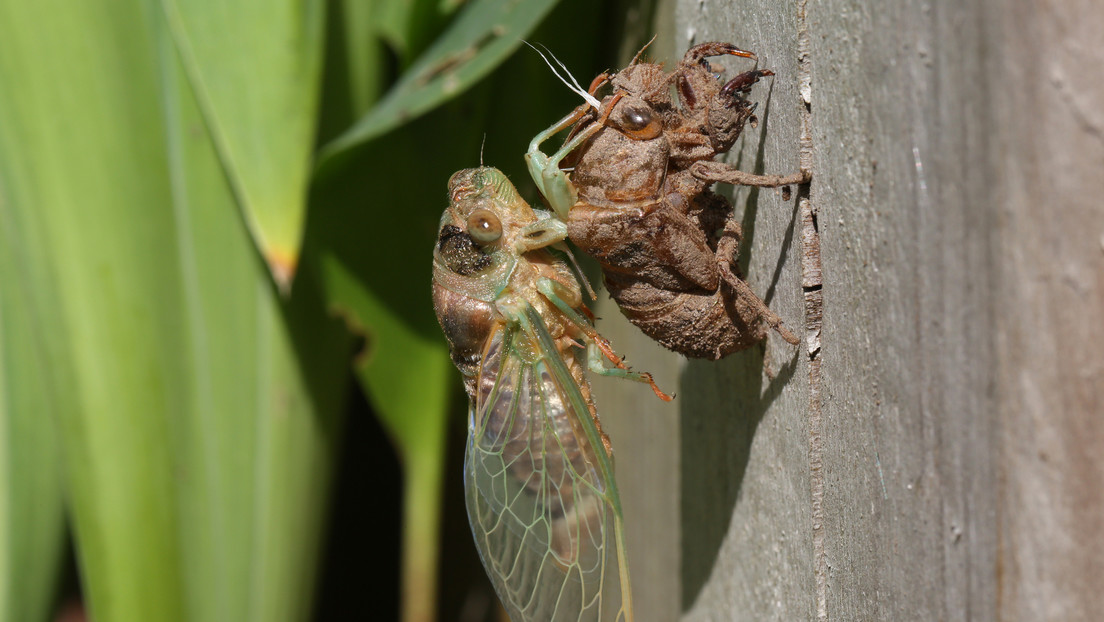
[[526, 42, 810, 359]]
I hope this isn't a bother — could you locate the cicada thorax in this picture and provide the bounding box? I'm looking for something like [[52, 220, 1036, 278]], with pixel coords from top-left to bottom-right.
[[432, 222, 513, 395], [566, 96, 670, 208], [569, 129, 668, 206]]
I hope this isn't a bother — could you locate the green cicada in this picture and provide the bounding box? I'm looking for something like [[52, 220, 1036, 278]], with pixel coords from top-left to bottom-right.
[[432, 167, 668, 622]]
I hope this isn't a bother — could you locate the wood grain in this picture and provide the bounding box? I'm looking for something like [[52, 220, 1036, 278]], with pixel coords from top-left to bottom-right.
[[597, 1, 1104, 620]]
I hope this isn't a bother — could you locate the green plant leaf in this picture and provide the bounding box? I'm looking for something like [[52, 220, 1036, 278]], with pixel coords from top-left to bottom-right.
[[376, 0, 459, 67], [334, 0, 387, 118], [0, 202, 66, 622], [162, 0, 326, 289], [315, 0, 560, 172], [0, 2, 350, 621], [0, 2, 190, 617], [159, 32, 352, 622]]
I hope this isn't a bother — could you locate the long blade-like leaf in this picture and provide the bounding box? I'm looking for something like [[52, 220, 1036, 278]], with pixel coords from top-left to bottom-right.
[[159, 26, 352, 622], [0, 1, 350, 620], [315, 0, 560, 171], [0, 1, 190, 616], [0, 192, 66, 622], [162, 0, 326, 289]]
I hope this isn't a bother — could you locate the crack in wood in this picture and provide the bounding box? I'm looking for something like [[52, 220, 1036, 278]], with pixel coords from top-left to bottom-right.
[[801, 196, 826, 622], [796, 0, 827, 619]]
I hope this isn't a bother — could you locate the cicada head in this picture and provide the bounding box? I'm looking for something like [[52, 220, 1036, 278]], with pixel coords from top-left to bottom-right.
[[611, 62, 672, 112], [444, 167, 534, 243], [433, 167, 541, 385], [604, 63, 675, 138], [434, 167, 534, 293]]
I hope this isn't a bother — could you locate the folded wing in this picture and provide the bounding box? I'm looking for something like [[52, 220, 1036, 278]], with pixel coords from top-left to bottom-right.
[[464, 307, 630, 622]]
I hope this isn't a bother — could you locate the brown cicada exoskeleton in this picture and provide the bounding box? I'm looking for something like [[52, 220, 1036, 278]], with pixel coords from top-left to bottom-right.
[[526, 42, 809, 360]]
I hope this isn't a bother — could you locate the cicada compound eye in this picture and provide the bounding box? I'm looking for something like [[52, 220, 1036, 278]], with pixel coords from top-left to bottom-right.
[[466, 208, 502, 244], [616, 103, 663, 140]]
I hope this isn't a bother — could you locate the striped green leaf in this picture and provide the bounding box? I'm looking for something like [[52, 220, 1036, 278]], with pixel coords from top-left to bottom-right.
[[0, 2, 350, 621], [162, 0, 326, 289]]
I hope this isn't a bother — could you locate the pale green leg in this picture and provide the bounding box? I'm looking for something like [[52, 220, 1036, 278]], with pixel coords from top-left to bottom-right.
[[513, 218, 594, 297], [524, 108, 604, 219], [536, 278, 658, 387], [536, 277, 592, 332], [584, 343, 658, 385], [514, 217, 569, 254]]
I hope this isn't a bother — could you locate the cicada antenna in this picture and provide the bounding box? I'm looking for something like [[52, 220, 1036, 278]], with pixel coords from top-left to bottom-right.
[[629, 34, 658, 65], [480, 133, 486, 166], [523, 41, 602, 111]]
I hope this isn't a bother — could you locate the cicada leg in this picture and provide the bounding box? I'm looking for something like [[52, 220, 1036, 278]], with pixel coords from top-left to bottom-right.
[[584, 344, 674, 402], [525, 94, 622, 219], [720, 68, 775, 97], [512, 217, 601, 299], [586, 72, 611, 95], [525, 107, 589, 219], [513, 217, 569, 253], [682, 41, 758, 67], [715, 219, 801, 346], [691, 159, 811, 188], [536, 278, 673, 401]]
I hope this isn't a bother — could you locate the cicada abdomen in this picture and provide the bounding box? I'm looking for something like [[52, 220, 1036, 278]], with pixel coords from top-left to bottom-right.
[[433, 167, 664, 621]]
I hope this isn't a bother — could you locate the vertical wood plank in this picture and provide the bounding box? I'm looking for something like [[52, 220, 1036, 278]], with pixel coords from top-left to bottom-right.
[[674, 2, 816, 621], [809, 0, 1001, 617], [992, 2, 1104, 619], [655, 0, 1104, 620]]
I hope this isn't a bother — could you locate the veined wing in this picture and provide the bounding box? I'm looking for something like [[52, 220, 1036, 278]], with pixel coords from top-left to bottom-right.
[[464, 305, 632, 622]]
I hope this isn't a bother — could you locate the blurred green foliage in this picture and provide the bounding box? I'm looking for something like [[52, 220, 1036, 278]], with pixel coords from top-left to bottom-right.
[[0, 0, 652, 620]]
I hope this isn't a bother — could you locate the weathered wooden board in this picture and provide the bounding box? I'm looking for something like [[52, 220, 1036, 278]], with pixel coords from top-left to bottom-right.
[[990, 2, 1104, 619], [805, 0, 1001, 617], [597, 0, 1104, 620], [674, 3, 815, 621]]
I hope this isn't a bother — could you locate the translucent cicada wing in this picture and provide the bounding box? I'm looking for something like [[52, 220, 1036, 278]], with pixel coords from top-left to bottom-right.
[[464, 308, 632, 622]]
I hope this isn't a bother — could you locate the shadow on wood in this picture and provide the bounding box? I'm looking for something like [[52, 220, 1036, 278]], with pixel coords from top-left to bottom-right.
[[679, 345, 798, 610], [678, 87, 805, 610]]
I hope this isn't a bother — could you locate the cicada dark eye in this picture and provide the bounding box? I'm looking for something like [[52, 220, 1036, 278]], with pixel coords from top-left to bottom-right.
[[466, 208, 502, 244], [616, 104, 663, 140]]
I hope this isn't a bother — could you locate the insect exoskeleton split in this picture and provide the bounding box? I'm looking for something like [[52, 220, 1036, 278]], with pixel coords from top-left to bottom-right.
[[526, 41, 811, 360], [432, 166, 667, 622], [432, 39, 810, 621]]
